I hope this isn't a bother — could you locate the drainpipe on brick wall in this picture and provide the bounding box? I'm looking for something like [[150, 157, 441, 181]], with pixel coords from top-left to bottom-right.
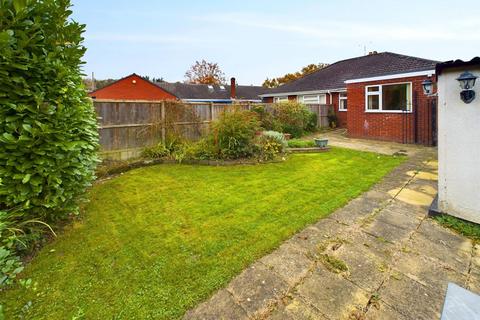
[[327, 91, 333, 105]]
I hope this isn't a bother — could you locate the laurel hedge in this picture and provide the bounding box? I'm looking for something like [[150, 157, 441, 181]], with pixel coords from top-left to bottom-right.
[[0, 0, 98, 286]]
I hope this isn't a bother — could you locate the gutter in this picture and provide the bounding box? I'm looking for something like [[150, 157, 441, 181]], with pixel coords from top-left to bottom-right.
[[259, 88, 347, 98]]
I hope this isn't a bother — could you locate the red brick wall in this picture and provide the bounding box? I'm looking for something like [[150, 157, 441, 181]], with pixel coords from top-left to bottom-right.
[[263, 97, 274, 103], [346, 75, 433, 143], [89, 74, 177, 101]]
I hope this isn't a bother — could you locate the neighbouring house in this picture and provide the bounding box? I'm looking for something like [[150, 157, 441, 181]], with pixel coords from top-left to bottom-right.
[[88, 73, 263, 103], [260, 52, 440, 145]]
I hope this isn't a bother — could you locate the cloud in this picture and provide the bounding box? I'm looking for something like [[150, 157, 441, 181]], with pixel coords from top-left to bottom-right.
[[194, 13, 480, 42]]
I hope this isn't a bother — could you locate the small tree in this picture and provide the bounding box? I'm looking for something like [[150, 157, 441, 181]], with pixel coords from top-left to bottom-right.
[[263, 63, 329, 88], [185, 60, 226, 84]]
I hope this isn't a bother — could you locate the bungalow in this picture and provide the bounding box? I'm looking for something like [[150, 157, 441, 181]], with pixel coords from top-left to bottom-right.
[[260, 52, 439, 145], [89, 73, 263, 103]]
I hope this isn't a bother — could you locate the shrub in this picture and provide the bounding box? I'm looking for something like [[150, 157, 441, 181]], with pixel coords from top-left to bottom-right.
[[255, 131, 287, 161], [211, 108, 260, 159], [141, 143, 169, 159], [262, 131, 287, 151], [327, 106, 338, 128], [305, 111, 318, 132], [0, 0, 98, 285], [287, 139, 316, 148], [251, 105, 282, 131], [273, 102, 315, 138]]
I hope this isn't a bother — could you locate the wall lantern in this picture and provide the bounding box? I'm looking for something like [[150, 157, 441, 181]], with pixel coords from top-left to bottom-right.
[[456, 71, 477, 103], [422, 79, 433, 95]]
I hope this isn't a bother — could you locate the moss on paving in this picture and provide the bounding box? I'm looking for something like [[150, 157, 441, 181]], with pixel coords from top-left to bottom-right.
[[0, 148, 404, 319], [318, 254, 349, 274]]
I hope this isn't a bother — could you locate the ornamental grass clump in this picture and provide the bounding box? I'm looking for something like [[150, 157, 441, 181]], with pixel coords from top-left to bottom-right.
[[0, 0, 98, 286]]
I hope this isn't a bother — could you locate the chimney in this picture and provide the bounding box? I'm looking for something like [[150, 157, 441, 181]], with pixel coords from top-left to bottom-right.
[[230, 77, 236, 99]]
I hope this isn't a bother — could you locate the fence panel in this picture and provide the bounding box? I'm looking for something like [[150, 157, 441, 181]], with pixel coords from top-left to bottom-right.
[[94, 100, 332, 160]]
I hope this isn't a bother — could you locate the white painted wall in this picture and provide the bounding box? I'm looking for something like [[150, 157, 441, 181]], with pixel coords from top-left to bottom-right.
[[438, 65, 480, 223]]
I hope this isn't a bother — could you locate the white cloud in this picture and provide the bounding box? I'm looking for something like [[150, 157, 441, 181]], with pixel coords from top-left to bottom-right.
[[194, 13, 480, 42]]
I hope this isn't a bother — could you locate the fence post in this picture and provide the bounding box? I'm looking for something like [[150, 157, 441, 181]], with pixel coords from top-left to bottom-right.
[[161, 101, 166, 143], [317, 104, 321, 127], [209, 102, 214, 122]]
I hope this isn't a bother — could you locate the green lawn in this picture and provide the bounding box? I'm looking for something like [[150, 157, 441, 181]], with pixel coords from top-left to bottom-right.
[[1, 148, 404, 319]]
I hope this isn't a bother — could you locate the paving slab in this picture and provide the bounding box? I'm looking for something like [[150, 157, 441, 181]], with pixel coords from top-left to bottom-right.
[[259, 242, 314, 287], [286, 220, 348, 254], [393, 251, 467, 292], [226, 262, 290, 318], [268, 296, 328, 320], [365, 301, 410, 320], [183, 289, 248, 320], [379, 274, 444, 320], [417, 219, 473, 253], [296, 265, 370, 320], [408, 232, 471, 274], [328, 196, 385, 226], [362, 216, 413, 244], [333, 240, 390, 293], [375, 206, 423, 231]]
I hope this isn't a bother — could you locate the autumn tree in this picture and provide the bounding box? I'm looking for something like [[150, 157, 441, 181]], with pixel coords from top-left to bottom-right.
[[185, 60, 226, 84], [263, 63, 329, 88]]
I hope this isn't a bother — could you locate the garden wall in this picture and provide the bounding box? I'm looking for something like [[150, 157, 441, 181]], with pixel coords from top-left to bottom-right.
[[94, 100, 330, 160]]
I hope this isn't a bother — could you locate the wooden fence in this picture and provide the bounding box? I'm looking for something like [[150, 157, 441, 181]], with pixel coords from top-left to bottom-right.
[[94, 100, 331, 160]]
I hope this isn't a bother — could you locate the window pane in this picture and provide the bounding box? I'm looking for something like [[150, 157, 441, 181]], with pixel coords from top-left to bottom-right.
[[368, 95, 379, 110], [302, 95, 319, 104], [382, 84, 409, 110], [319, 94, 326, 104], [339, 92, 347, 98], [340, 99, 347, 110], [367, 86, 379, 92]]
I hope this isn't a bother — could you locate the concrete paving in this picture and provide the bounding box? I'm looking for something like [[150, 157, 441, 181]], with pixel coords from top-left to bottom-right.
[[184, 146, 479, 320], [312, 129, 431, 157]]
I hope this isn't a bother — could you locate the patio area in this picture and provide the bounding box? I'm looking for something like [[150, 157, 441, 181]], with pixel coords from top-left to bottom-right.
[[185, 146, 479, 319], [312, 129, 431, 156]]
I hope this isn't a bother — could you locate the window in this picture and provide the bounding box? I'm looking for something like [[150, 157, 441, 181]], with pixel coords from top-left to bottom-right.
[[339, 92, 347, 111], [274, 96, 288, 103], [365, 83, 411, 112], [298, 94, 326, 104]]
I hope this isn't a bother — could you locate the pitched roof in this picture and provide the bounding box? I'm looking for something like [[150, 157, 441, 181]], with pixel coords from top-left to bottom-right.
[[155, 82, 264, 100], [264, 52, 439, 96]]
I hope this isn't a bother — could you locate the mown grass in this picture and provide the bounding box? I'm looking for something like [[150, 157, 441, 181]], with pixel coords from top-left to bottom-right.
[[0, 148, 404, 319]]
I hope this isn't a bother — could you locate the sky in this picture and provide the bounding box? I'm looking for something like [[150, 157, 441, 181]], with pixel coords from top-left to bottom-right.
[[72, 0, 480, 85]]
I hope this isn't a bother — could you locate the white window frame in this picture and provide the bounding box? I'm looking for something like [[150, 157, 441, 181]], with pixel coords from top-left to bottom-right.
[[365, 82, 412, 113], [338, 92, 347, 111], [274, 96, 288, 103], [297, 94, 326, 105]]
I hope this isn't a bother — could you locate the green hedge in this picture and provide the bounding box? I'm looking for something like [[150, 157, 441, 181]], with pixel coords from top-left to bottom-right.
[[0, 0, 98, 286]]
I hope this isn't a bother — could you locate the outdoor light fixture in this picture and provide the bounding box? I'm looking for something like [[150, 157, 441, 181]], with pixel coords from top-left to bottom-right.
[[456, 71, 477, 103], [422, 79, 433, 95]]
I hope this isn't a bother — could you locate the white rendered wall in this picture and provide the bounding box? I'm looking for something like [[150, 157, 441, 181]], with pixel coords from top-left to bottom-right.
[[438, 66, 480, 223]]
